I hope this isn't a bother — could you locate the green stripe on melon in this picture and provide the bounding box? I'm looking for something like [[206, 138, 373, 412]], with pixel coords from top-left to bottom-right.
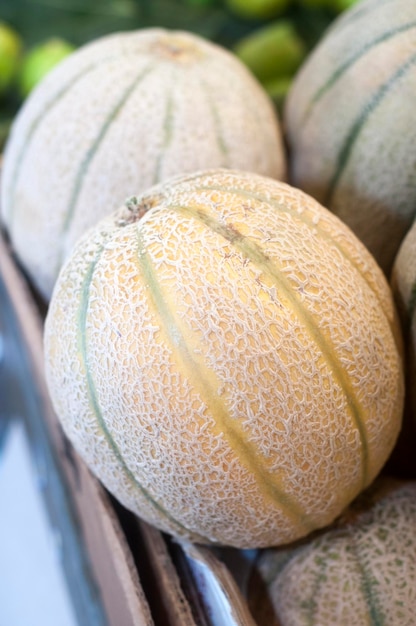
[[249, 479, 416, 626], [188, 180, 401, 349], [171, 200, 370, 487], [301, 20, 416, 127], [59, 63, 156, 273], [78, 245, 205, 540], [326, 0, 399, 37], [134, 221, 315, 533], [284, 0, 416, 275], [151, 87, 176, 186], [44, 169, 403, 549], [4, 56, 109, 225], [1, 28, 285, 301], [324, 48, 416, 207]]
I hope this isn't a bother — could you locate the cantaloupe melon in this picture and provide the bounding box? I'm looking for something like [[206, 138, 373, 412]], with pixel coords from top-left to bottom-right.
[[284, 0, 416, 276], [0, 28, 285, 300], [44, 169, 403, 549], [248, 479, 416, 626]]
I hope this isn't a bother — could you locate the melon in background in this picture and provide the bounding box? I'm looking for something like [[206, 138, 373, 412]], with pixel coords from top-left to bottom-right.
[[0, 28, 285, 300], [248, 479, 416, 626], [388, 220, 416, 477], [284, 0, 416, 276], [17, 37, 75, 97], [44, 169, 403, 549]]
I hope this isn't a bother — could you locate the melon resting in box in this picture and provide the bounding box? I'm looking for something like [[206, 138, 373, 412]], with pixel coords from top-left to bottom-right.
[[43, 169, 404, 549]]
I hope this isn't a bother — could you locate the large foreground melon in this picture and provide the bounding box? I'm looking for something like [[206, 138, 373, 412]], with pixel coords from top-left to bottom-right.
[[44, 169, 403, 549], [248, 479, 416, 626], [0, 28, 285, 300], [284, 0, 416, 276]]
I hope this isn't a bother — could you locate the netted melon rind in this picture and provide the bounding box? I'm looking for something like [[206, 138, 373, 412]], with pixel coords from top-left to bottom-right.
[[44, 169, 403, 548]]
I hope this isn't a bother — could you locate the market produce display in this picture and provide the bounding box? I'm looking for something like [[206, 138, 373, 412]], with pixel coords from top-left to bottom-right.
[[1, 27, 285, 301], [1, 0, 416, 621], [248, 479, 416, 625], [0, 0, 355, 147], [44, 169, 403, 549], [285, 0, 416, 276]]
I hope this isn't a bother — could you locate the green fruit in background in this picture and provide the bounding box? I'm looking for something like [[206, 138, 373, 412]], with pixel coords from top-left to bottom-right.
[[234, 20, 306, 84], [18, 37, 75, 97], [226, 0, 292, 20], [329, 0, 360, 12], [296, 0, 328, 8], [184, 0, 218, 5], [0, 21, 22, 96], [264, 75, 293, 112]]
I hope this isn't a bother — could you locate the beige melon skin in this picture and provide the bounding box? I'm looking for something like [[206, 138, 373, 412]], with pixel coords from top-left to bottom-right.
[[284, 0, 416, 276], [44, 169, 403, 549], [0, 28, 285, 301], [248, 479, 416, 626]]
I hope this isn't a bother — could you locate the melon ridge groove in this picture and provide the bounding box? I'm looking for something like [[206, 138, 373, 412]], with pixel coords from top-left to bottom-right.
[[5, 50, 149, 228], [151, 80, 175, 185], [169, 202, 370, 489], [305, 554, 329, 626], [199, 67, 273, 171], [300, 19, 416, 127], [324, 49, 416, 208], [350, 535, 385, 625], [192, 181, 398, 352], [55, 62, 156, 280], [134, 223, 316, 535], [199, 77, 230, 167], [78, 241, 204, 542], [5, 57, 113, 229]]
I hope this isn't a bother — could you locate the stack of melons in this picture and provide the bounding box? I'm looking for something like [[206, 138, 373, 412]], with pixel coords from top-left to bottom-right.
[[1, 28, 285, 300], [2, 0, 416, 620], [284, 0, 416, 276], [248, 478, 416, 625]]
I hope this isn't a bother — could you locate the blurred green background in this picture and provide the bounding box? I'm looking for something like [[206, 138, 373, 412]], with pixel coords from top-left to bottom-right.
[[0, 0, 356, 148]]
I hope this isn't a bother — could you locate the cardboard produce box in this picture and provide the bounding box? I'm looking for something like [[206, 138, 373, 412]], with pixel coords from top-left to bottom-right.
[[0, 231, 257, 626]]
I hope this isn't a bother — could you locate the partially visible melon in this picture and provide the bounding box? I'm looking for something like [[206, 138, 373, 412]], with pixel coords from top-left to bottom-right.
[[388, 220, 416, 476], [44, 169, 403, 549], [284, 0, 416, 276], [391, 218, 416, 336], [248, 479, 416, 626], [1, 28, 285, 300]]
